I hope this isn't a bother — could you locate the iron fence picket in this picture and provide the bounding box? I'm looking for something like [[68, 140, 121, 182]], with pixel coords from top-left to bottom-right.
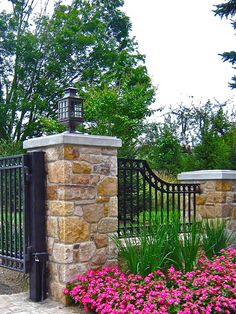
[[0, 152, 47, 302], [118, 158, 200, 237], [0, 155, 26, 271]]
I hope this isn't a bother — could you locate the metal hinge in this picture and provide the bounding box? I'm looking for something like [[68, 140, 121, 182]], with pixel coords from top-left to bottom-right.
[[25, 247, 48, 263], [25, 246, 32, 262], [24, 166, 31, 182], [32, 252, 48, 263]]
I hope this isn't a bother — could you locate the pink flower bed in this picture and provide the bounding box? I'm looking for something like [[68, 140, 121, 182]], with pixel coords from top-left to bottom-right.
[[64, 249, 236, 314]]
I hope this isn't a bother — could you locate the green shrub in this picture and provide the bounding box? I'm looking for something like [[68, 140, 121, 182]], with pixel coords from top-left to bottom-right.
[[114, 214, 203, 275], [165, 219, 202, 272], [0, 140, 23, 157], [202, 218, 234, 259], [113, 220, 170, 277]]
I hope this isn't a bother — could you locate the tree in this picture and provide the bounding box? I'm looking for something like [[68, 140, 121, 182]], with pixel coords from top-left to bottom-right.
[[166, 101, 232, 148], [0, 139, 23, 156], [0, 0, 155, 156], [214, 0, 236, 88], [191, 130, 231, 170], [224, 126, 236, 167], [83, 66, 154, 157], [138, 123, 183, 174], [138, 100, 236, 174]]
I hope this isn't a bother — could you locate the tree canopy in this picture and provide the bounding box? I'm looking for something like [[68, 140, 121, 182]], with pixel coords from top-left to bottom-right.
[[1, 1, 235, 174], [138, 100, 236, 174], [0, 0, 155, 155], [214, 0, 236, 88]]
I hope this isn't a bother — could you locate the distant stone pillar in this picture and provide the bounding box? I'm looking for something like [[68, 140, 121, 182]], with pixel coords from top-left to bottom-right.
[[23, 133, 122, 302], [178, 170, 236, 232]]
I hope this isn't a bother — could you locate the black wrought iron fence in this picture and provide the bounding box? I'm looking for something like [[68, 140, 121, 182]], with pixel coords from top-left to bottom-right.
[[0, 152, 47, 302], [0, 155, 27, 271], [118, 159, 200, 237]]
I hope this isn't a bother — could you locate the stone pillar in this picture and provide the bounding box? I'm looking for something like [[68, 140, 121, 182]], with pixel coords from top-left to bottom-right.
[[23, 133, 122, 302], [178, 170, 236, 232]]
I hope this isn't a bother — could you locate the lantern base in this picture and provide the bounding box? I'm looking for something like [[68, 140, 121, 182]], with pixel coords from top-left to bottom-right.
[[63, 130, 83, 134]]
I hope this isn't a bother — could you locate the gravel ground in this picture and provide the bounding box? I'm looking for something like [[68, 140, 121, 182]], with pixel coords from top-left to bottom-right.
[[0, 267, 28, 295]]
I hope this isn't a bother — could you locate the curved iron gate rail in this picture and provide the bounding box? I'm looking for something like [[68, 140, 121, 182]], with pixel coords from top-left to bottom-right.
[[118, 158, 200, 237]]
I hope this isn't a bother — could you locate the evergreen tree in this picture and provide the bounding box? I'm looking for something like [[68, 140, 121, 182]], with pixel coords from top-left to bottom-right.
[[214, 0, 236, 88]]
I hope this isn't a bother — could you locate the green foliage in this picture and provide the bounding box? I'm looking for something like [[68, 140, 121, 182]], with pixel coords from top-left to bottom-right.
[[191, 131, 231, 170], [114, 215, 204, 275], [139, 101, 236, 174], [0, 140, 23, 157], [138, 124, 182, 174], [189, 103, 234, 170], [224, 126, 236, 167], [82, 68, 154, 157], [115, 214, 233, 275], [202, 218, 234, 259], [38, 117, 65, 134], [0, 0, 155, 153], [166, 220, 203, 273], [214, 0, 236, 88], [113, 222, 171, 277], [113, 213, 233, 276], [0, 212, 21, 251]]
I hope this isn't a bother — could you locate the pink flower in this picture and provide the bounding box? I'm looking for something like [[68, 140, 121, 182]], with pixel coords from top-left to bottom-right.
[[63, 248, 236, 314]]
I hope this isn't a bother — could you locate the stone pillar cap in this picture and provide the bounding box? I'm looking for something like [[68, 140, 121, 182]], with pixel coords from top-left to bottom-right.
[[178, 169, 236, 181], [23, 133, 122, 150]]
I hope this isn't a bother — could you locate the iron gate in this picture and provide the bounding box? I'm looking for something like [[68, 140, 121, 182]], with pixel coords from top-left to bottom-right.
[[0, 151, 47, 301], [118, 159, 200, 237]]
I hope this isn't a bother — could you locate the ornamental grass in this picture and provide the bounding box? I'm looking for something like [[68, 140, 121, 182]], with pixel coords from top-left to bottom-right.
[[113, 218, 204, 276], [64, 249, 236, 314], [113, 215, 234, 276]]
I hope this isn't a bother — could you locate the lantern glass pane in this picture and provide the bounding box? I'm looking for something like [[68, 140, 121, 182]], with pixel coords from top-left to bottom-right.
[[59, 100, 68, 119], [58, 101, 62, 119], [74, 101, 82, 118]]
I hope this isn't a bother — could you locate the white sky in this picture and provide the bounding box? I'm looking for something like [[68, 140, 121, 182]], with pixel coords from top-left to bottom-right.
[[123, 0, 236, 112], [1, 0, 235, 113]]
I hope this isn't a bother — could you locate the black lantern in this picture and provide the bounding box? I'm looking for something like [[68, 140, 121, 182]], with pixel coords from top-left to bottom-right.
[[58, 87, 84, 133]]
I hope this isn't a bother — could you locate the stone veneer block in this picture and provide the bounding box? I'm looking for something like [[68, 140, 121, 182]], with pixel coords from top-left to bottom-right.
[[23, 133, 121, 302], [72, 161, 92, 174], [76, 241, 96, 263], [52, 243, 74, 264], [58, 217, 90, 243], [47, 161, 72, 184], [98, 217, 117, 233], [63, 145, 80, 160], [93, 234, 108, 249], [82, 204, 104, 223], [97, 177, 117, 197], [48, 201, 74, 216]]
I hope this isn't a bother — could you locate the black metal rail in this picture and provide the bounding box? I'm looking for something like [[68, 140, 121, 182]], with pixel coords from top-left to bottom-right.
[[118, 159, 200, 237]]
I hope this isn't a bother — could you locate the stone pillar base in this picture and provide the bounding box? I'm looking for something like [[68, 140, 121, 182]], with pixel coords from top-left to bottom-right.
[[178, 170, 236, 232]]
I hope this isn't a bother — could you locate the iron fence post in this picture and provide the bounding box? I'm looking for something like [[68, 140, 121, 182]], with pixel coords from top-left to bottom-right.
[[27, 151, 47, 302]]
